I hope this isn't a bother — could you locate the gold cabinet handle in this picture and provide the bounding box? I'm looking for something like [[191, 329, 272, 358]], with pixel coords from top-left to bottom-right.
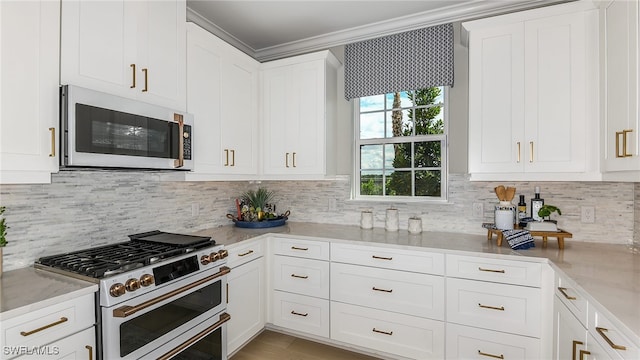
[[623, 129, 633, 157], [478, 267, 505, 273], [285, 152, 290, 167], [173, 114, 184, 168], [579, 350, 591, 360], [292, 152, 297, 167], [20, 317, 68, 336], [291, 310, 308, 317], [572, 340, 584, 360], [291, 274, 308, 279], [529, 141, 534, 162], [291, 246, 308, 251], [238, 250, 254, 257], [141, 68, 148, 92], [226, 283, 229, 304], [49, 127, 55, 157], [224, 149, 229, 166], [616, 131, 624, 158], [230, 149, 235, 166], [558, 287, 577, 300], [372, 255, 393, 260], [372, 286, 392, 293], [85, 345, 93, 360], [372, 328, 393, 336], [478, 350, 504, 359], [130, 64, 136, 88], [517, 141, 521, 163], [478, 303, 505, 311], [596, 327, 627, 350]]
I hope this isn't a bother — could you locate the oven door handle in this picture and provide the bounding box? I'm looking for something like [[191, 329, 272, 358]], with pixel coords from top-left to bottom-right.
[[113, 266, 230, 318], [156, 312, 231, 360]]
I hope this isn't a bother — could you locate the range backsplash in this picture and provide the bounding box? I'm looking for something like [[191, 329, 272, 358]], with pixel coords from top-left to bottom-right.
[[0, 170, 637, 271]]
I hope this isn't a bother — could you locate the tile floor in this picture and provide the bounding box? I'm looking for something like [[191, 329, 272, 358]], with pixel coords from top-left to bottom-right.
[[230, 330, 381, 360]]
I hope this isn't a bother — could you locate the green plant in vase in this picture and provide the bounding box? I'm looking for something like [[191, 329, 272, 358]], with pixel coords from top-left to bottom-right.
[[538, 205, 561, 222], [241, 188, 275, 221]]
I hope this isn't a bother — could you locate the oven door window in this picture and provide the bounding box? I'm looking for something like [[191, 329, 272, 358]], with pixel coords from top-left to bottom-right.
[[75, 103, 180, 159], [119, 281, 222, 357], [171, 326, 223, 360]]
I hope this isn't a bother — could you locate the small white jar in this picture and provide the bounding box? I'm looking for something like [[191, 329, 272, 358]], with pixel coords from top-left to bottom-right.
[[360, 210, 373, 229], [385, 208, 399, 231]]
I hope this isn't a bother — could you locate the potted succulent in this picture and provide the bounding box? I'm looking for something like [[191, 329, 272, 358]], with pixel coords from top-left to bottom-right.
[[0, 206, 7, 277]]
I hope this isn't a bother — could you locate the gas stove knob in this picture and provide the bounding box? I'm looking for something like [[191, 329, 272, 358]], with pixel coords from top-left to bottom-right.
[[200, 254, 211, 265], [125, 278, 140, 292], [218, 249, 228, 259], [210, 252, 220, 262], [110, 283, 126, 297], [139, 274, 154, 287]]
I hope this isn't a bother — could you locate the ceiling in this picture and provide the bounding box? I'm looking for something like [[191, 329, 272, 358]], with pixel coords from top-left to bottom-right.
[[186, 0, 570, 62]]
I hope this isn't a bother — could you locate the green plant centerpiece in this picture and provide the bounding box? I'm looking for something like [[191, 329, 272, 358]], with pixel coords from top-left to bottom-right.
[[240, 187, 277, 221], [538, 205, 561, 222], [0, 206, 7, 247]]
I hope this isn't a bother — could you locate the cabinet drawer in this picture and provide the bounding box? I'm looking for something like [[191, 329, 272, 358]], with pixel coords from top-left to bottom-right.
[[227, 238, 264, 268], [446, 323, 540, 360], [446, 278, 541, 337], [555, 270, 588, 327], [331, 262, 444, 320], [446, 254, 542, 287], [331, 242, 444, 275], [589, 307, 640, 360], [14, 326, 95, 360], [273, 255, 329, 299], [271, 237, 329, 260], [2, 293, 95, 352], [272, 291, 329, 338], [331, 302, 445, 360]]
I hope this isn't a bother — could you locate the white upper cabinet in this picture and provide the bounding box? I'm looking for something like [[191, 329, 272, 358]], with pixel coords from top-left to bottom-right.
[[185, 23, 259, 180], [465, 2, 600, 181], [0, 0, 60, 184], [260, 51, 340, 179], [60, 0, 186, 111], [601, 0, 640, 181]]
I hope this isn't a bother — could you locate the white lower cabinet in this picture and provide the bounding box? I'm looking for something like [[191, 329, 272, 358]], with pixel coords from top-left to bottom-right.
[[331, 302, 445, 359], [14, 327, 95, 360], [273, 255, 329, 299], [446, 323, 540, 360], [271, 291, 330, 338], [226, 256, 265, 355]]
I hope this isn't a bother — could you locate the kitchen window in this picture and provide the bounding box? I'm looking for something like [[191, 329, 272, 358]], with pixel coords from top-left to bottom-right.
[[355, 86, 447, 201]]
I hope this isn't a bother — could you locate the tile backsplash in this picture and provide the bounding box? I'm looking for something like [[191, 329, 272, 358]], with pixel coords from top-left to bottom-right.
[[0, 170, 636, 271]]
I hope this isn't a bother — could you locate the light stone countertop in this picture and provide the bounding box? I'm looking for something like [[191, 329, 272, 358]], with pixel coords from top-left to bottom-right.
[[196, 221, 640, 345], [0, 267, 98, 321]]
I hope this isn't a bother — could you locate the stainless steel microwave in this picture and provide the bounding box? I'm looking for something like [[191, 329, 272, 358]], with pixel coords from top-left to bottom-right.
[[60, 85, 193, 171]]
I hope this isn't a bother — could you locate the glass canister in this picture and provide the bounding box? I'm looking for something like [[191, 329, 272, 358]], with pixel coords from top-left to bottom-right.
[[494, 202, 516, 230]]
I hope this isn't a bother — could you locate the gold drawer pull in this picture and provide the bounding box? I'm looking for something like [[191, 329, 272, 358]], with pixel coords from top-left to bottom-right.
[[517, 141, 521, 163], [285, 152, 290, 167], [529, 141, 534, 162], [372, 287, 392, 293], [291, 274, 308, 279], [478, 267, 505, 273], [86, 345, 93, 360], [238, 250, 254, 257], [291, 246, 308, 251], [372, 328, 393, 336], [558, 287, 577, 300], [291, 310, 308, 317], [20, 317, 68, 336], [572, 340, 584, 360], [372, 255, 393, 260], [478, 350, 504, 359], [130, 63, 136, 88], [478, 303, 505, 311], [596, 327, 627, 350], [142, 68, 148, 92], [579, 350, 591, 360], [224, 149, 229, 166], [49, 127, 55, 157]]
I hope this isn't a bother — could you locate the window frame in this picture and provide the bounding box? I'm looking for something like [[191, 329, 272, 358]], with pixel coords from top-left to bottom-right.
[[352, 87, 449, 203]]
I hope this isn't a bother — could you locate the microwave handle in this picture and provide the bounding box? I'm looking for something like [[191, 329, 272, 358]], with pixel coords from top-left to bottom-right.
[[174, 114, 184, 168]]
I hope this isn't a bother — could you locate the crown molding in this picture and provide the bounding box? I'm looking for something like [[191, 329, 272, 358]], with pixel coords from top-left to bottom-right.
[[187, 0, 572, 62]]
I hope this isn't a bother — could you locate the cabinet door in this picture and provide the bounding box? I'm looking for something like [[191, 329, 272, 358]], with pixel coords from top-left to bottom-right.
[[60, 0, 134, 97], [523, 10, 593, 173], [0, 0, 59, 184], [14, 327, 95, 360], [554, 296, 588, 360], [467, 22, 525, 174], [262, 65, 294, 174], [602, 0, 640, 174], [227, 257, 265, 355]]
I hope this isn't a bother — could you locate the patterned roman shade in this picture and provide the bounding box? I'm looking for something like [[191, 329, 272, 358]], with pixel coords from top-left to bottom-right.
[[344, 23, 454, 99]]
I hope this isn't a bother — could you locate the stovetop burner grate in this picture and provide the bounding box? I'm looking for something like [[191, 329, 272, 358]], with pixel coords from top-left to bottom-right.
[[36, 233, 215, 278]]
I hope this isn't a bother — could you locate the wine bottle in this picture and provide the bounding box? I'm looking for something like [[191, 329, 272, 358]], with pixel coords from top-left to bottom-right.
[[531, 187, 544, 221], [518, 195, 527, 221]]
